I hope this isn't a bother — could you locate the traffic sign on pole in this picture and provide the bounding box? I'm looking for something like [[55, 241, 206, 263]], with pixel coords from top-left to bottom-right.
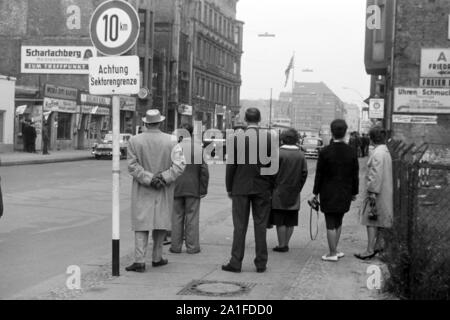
[[89, 55, 140, 95], [89, 0, 141, 278], [89, 0, 140, 56]]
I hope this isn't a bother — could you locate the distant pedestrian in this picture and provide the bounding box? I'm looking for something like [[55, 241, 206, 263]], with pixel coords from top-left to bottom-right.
[[126, 110, 186, 273], [170, 123, 209, 254], [348, 132, 359, 156], [29, 122, 37, 153], [0, 177, 3, 220], [312, 120, 360, 262], [270, 128, 308, 253], [42, 120, 50, 155], [355, 126, 393, 260], [362, 134, 370, 157], [222, 108, 275, 273], [21, 120, 29, 152]]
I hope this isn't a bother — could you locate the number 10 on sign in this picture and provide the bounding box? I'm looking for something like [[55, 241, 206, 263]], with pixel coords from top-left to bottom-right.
[[90, 0, 140, 56]]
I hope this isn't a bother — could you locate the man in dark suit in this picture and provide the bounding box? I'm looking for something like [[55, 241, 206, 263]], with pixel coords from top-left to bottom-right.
[[0, 177, 3, 220], [222, 108, 276, 273], [312, 119, 359, 262]]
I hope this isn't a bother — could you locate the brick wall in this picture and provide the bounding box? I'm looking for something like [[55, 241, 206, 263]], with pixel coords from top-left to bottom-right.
[[393, 0, 450, 163]]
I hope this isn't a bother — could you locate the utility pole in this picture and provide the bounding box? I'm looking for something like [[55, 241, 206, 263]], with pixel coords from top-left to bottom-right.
[[269, 88, 273, 129], [171, 0, 182, 131]]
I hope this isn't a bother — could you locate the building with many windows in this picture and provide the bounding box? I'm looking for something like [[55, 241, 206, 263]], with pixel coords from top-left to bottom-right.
[[290, 82, 345, 134], [0, 0, 152, 152], [364, 0, 450, 163], [191, 0, 243, 132]]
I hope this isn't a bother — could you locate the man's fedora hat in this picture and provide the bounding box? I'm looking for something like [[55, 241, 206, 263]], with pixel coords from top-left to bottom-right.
[[142, 110, 166, 124]]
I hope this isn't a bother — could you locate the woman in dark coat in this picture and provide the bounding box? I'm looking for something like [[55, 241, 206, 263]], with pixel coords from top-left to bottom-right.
[[312, 120, 359, 262], [270, 128, 308, 252]]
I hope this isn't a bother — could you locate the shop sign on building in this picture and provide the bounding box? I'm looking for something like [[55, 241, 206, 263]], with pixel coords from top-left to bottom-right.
[[44, 84, 78, 101], [178, 104, 193, 116], [394, 87, 450, 114], [421, 49, 450, 78], [43, 98, 78, 113], [119, 95, 137, 112], [369, 98, 385, 119], [420, 78, 450, 88], [215, 105, 227, 115], [80, 105, 111, 116], [80, 93, 112, 106], [21, 46, 96, 74], [393, 114, 438, 125]]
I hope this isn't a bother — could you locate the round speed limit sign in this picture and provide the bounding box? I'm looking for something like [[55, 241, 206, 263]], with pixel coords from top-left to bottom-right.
[[90, 0, 140, 56]]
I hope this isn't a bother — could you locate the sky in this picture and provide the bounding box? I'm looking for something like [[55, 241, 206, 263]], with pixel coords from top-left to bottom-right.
[[236, 0, 370, 105]]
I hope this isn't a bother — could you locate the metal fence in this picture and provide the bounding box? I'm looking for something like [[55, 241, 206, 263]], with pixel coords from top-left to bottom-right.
[[385, 140, 450, 299]]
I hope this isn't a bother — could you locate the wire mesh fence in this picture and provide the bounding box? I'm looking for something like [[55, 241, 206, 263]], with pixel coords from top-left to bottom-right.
[[384, 140, 450, 299]]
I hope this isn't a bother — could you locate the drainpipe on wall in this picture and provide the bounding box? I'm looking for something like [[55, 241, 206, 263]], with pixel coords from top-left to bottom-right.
[[387, 0, 397, 133]]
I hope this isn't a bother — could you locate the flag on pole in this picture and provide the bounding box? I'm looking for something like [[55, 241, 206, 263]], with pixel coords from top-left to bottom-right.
[[284, 55, 295, 87]]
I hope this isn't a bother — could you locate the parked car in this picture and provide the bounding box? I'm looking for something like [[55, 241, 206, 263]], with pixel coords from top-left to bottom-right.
[[202, 130, 227, 160], [301, 137, 324, 159], [92, 133, 132, 160]]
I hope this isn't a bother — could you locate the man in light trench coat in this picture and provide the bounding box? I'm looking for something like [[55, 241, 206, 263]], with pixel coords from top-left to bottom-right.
[[126, 110, 186, 273]]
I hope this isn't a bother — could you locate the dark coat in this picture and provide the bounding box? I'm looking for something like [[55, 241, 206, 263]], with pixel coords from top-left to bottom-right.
[[226, 126, 275, 196], [272, 146, 308, 211], [0, 177, 3, 218], [313, 142, 359, 214], [175, 138, 209, 198]]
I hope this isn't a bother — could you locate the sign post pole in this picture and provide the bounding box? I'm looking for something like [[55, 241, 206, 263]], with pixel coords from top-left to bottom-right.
[[89, 0, 141, 277], [112, 95, 121, 277]]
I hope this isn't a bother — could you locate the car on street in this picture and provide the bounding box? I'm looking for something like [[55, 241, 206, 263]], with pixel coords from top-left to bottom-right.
[[203, 130, 227, 160], [301, 137, 324, 159], [92, 133, 132, 160]]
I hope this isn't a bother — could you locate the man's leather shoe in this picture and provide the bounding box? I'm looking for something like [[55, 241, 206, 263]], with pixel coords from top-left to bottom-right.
[[273, 246, 289, 253], [152, 259, 168, 267], [221, 264, 241, 273], [256, 267, 267, 273], [125, 263, 146, 273]]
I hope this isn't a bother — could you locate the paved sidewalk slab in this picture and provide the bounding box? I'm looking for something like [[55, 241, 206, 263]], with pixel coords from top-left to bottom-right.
[[0, 150, 94, 167]]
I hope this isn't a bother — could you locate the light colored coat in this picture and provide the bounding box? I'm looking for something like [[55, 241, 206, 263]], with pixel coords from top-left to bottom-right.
[[363, 144, 394, 228], [128, 129, 186, 232]]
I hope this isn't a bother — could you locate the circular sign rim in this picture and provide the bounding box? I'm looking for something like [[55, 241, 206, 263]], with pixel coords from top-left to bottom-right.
[[89, 0, 140, 56]]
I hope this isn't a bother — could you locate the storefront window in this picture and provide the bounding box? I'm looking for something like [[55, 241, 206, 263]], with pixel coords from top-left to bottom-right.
[[57, 113, 72, 140]]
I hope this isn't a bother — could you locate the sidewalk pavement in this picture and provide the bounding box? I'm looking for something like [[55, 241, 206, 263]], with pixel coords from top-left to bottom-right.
[[0, 150, 94, 167], [10, 160, 394, 301]]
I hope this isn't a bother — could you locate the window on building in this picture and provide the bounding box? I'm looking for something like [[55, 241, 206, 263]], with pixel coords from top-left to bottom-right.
[[57, 113, 72, 140], [375, 4, 385, 42], [209, 45, 213, 63], [204, 4, 208, 23], [196, 76, 200, 96], [205, 42, 209, 62], [205, 80, 210, 100], [234, 26, 240, 44], [197, 37, 202, 59], [197, 1, 202, 20], [209, 8, 213, 26], [138, 9, 147, 44]]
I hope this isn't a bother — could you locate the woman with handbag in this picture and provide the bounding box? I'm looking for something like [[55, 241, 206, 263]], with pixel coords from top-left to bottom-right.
[[355, 126, 393, 260], [270, 128, 308, 252], [312, 120, 360, 262]]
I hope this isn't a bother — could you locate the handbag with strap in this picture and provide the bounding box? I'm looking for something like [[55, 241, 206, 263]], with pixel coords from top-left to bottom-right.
[[360, 196, 378, 221]]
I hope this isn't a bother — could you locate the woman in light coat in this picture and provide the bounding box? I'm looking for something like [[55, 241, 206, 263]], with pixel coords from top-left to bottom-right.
[[355, 126, 393, 260]]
